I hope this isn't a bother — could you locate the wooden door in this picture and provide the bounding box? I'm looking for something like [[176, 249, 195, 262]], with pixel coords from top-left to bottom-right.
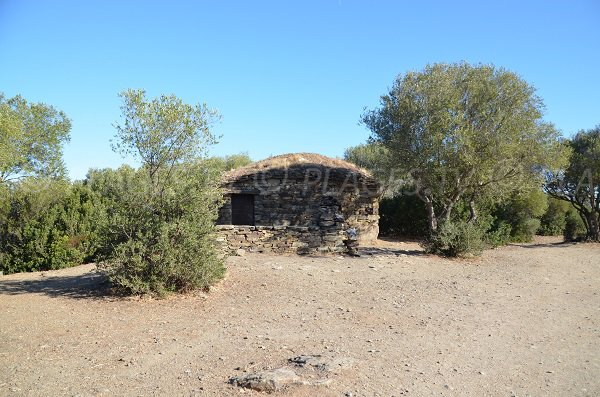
[[231, 194, 255, 225]]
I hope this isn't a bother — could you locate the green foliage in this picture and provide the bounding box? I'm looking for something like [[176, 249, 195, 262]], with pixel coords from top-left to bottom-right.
[[546, 125, 600, 241], [62, 181, 109, 259], [344, 149, 553, 249], [378, 194, 429, 238], [0, 178, 104, 274], [101, 90, 225, 295], [424, 220, 486, 257], [344, 143, 390, 177], [564, 210, 587, 242], [0, 94, 101, 274], [0, 93, 71, 182], [376, 185, 553, 252], [112, 89, 220, 177], [91, 163, 224, 295], [94, 163, 225, 295], [362, 62, 568, 234], [206, 153, 252, 172], [539, 198, 571, 236], [83, 166, 141, 257], [344, 144, 429, 237], [484, 220, 512, 248], [343, 143, 404, 196], [492, 189, 548, 243]]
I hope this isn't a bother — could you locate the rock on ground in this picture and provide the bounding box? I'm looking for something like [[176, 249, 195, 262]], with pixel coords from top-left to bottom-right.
[[229, 368, 300, 392]]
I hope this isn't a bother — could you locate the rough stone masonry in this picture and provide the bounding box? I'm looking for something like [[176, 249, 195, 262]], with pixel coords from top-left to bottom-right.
[[216, 153, 381, 255]]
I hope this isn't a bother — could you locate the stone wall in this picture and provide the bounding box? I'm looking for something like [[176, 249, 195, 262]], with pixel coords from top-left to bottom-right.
[[215, 225, 346, 255], [217, 165, 380, 254]]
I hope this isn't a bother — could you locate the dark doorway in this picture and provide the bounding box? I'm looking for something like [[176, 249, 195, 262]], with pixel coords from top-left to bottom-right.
[[231, 194, 255, 225]]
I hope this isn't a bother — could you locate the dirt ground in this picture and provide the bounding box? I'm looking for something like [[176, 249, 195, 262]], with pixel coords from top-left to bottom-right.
[[1, 237, 599, 397]]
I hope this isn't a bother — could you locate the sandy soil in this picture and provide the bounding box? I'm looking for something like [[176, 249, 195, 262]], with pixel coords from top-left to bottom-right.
[[1, 237, 599, 397]]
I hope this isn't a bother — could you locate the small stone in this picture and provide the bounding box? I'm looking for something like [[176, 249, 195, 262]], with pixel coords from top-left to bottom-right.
[[235, 249, 246, 256], [288, 354, 354, 372]]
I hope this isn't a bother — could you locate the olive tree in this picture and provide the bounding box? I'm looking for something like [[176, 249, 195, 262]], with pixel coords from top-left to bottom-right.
[[546, 126, 600, 241], [0, 93, 71, 182], [362, 62, 568, 234], [101, 89, 224, 295]]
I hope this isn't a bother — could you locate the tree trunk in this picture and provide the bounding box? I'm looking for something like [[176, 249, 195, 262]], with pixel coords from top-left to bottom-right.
[[441, 203, 453, 225], [425, 200, 438, 233], [586, 212, 600, 242], [467, 199, 477, 223], [417, 193, 438, 233]]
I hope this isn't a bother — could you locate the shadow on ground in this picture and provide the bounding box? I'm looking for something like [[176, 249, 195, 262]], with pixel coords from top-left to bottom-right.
[[358, 247, 426, 257], [509, 241, 575, 249], [0, 270, 115, 299]]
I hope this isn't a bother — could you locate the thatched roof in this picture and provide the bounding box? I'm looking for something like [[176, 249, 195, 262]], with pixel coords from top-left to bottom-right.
[[225, 152, 371, 180]]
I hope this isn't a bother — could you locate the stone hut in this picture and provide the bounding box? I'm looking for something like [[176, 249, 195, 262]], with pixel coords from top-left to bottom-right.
[[216, 153, 381, 254]]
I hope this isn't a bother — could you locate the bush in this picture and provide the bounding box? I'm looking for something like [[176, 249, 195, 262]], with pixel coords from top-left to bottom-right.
[[424, 221, 486, 257], [538, 198, 570, 236], [97, 89, 226, 295], [511, 218, 542, 243], [94, 163, 225, 295], [564, 210, 587, 241], [492, 189, 548, 243], [206, 153, 252, 172], [0, 178, 103, 274], [484, 220, 512, 248]]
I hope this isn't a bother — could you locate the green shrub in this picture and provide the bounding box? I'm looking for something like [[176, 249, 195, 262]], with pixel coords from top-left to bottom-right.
[[564, 210, 587, 241], [492, 189, 548, 243], [511, 218, 542, 243], [104, 215, 224, 295], [424, 221, 486, 257], [93, 163, 225, 295], [484, 220, 512, 248], [97, 89, 226, 295], [206, 153, 253, 172], [0, 178, 103, 274], [538, 198, 570, 236]]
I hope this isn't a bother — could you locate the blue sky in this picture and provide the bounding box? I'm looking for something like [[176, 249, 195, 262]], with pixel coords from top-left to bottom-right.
[[1, 0, 599, 180]]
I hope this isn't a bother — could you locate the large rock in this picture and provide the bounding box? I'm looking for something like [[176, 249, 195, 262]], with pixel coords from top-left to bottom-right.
[[229, 368, 301, 392]]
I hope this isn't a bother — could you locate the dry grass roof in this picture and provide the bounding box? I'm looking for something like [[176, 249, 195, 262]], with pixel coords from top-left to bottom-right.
[[225, 152, 371, 180]]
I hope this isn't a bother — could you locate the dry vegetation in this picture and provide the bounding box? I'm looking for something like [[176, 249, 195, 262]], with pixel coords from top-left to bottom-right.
[[1, 237, 599, 396], [224, 153, 371, 181]]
